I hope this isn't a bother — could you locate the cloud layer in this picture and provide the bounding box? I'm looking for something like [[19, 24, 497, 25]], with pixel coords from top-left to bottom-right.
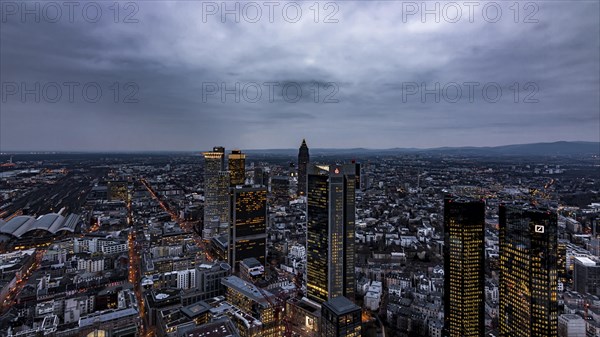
[[1, 0, 598, 151]]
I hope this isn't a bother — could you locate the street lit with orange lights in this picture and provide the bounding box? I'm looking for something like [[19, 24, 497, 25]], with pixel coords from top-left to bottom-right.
[[1, 249, 44, 314], [128, 227, 152, 337], [140, 178, 213, 262]]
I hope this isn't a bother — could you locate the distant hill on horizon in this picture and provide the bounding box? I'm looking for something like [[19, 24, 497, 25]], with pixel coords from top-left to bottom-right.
[[1, 141, 598, 157], [245, 141, 600, 157]]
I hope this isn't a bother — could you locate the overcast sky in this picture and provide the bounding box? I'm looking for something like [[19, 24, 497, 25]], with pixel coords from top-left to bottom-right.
[[1, 0, 598, 151]]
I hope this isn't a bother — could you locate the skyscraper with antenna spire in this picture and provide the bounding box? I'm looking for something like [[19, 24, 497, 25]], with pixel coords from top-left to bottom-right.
[[297, 139, 309, 196]]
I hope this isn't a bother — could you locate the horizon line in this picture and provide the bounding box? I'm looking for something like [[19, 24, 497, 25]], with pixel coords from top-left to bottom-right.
[[0, 140, 597, 154]]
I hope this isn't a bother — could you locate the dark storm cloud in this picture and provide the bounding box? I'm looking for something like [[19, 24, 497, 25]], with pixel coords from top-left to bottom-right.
[[0, 0, 598, 151]]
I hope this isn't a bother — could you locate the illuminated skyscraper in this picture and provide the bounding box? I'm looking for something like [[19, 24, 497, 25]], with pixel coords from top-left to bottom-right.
[[297, 139, 310, 196], [205, 146, 225, 172], [228, 150, 246, 186], [306, 164, 355, 304], [443, 197, 485, 337], [203, 147, 230, 239], [499, 205, 558, 337], [230, 186, 267, 272]]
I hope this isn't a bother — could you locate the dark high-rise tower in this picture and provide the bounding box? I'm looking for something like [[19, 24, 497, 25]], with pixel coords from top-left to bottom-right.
[[230, 186, 268, 272], [228, 150, 246, 186], [253, 167, 268, 186], [306, 164, 355, 304], [350, 160, 361, 190], [297, 139, 309, 196], [443, 197, 485, 337], [499, 205, 558, 337]]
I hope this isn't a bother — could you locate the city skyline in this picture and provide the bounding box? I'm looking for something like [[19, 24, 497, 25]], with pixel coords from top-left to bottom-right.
[[1, 1, 598, 151], [0, 0, 598, 335], [0, 144, 597, 336]]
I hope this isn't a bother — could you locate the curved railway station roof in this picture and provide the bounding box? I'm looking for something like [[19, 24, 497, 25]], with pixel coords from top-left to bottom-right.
[[0, 213, 80, 238]]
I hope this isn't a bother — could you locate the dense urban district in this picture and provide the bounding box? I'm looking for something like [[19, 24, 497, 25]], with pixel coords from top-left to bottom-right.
[[0, 141, 598, 337]]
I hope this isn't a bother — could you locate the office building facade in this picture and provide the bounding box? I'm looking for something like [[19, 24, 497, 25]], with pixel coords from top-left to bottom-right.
[[573, 256, 600, 296], [203, 147, 230, 239], [230, 186, 268, 272], [306, 164, 355, 304], [443, 197, 485, 337], [320, 296, 361, 337], [499, 205, 558, 337], [228, 150, 246, 186]]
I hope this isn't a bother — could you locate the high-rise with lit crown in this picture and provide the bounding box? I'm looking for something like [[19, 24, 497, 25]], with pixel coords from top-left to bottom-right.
[[204, 146, 226, 173], [499, 204, 558, 337], [306, 164, 355, 304], [297, 139, 310, 196], [228, 150, 246, 187], [203, 147, 230, 239], [443, 196, 485, 337]]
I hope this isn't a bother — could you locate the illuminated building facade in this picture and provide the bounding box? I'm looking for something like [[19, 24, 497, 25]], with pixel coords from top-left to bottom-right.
[[221, 276, 282, 337], [320, 296, 361, 337], [270, 176, 290, 201], [499, 205, 558, 337], [297, 139, 309, 196], [204, 146, 226, 173], [228, 150, 246, 186], [203, 147, 230, 240], [230, 186, 267, 272], [286, 297, 321, 337], [205, 172, 230, 239], [557, 239, 568, 285], [443, 197, 485, 337], [306, 164, 355, 304]]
